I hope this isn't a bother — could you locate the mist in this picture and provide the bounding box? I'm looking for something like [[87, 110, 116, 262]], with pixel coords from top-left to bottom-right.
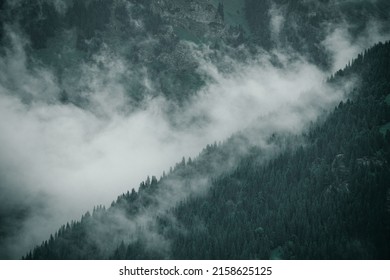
[[0, 13, 387, 258], [323, 20, 390, 72]]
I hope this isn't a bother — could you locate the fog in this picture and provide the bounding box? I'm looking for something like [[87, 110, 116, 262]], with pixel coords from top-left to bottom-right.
[[323, 21, 390, 72], [0, 15, 388, 258]]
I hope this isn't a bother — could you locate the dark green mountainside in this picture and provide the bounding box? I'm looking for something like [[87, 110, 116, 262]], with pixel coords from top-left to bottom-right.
[[25, 41, 390, 260], [164, 42, 390, 259], [1, 0, 389, 105], [1, 0, 390, 260], [245, 0, 390, 66]]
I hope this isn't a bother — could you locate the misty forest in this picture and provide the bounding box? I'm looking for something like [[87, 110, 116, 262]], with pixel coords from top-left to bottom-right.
[[0, 0, 389, 260]]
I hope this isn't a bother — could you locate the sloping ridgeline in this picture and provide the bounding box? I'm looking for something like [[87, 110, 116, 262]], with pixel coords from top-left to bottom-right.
[[25, 41, 390, 260], [164, 41, 390, 260]]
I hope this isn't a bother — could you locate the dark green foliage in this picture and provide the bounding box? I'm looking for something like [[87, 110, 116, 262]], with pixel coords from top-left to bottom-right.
[[24, 134, 249, 260], [66, 0, 113, 51], [164, 42, 390, 260], [25, 42, 390, 260], [0, 0, 4, 42], [216, 2, 225, 22], [244, 0, 390, 68], [3, 0, 388, 106], [18, 1, 62, 49], [245, 0, 272, 49], [0, 0, 207, 104]]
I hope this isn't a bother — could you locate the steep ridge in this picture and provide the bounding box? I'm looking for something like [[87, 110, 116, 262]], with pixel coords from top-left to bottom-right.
[[1, 0, 390, 261], [25, 41, 390, 260], [161, 41, 390, 259]]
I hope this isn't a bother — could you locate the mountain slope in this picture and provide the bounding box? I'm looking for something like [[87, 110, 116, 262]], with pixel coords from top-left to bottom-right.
[[25, 41, 390, 260], [118, 41, 390, 260], [1, 0, 390, 260], [2, 0, 389, 106], [164, 42, 390, 260]]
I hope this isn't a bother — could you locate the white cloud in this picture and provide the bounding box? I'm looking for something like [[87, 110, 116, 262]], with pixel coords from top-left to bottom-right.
[[323, 20, 390, 72], [0, 16, 381, 258]]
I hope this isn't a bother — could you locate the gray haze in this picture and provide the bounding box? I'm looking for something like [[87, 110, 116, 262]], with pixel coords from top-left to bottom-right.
[[0, 17, 388, 258], [323, 21, 390, 72]]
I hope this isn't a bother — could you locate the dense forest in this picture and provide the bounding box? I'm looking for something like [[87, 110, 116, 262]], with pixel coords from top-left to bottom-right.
[[165, 42, 390, 259], [1, 0, 390, 260], [25, 41, 390, 260], [1, 0, 389, 104]]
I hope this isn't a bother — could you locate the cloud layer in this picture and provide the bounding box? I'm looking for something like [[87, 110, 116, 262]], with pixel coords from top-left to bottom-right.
[[0, 11, 389, 258]]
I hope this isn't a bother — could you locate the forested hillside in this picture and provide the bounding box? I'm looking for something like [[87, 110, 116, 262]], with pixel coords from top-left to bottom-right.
[[163, 42, 390, 260], [2, 0, 389, 105], [1, 0, 390, 260], [245, 0, 390, 67], [25, 41, 390, 260]]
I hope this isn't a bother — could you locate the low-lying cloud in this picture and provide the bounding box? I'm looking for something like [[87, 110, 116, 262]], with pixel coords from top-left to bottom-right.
[[323, 20, 390, 72], [0, 14, 387, 258]]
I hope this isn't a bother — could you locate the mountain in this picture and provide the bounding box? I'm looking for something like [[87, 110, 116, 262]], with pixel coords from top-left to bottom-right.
[[245, 0, 390, 65], [164, 42, 390, 260], [1, 0, 389, 104], [0, 0, 390, 260], [0, 0, 247, 106], [25, 41, 390, 259]]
